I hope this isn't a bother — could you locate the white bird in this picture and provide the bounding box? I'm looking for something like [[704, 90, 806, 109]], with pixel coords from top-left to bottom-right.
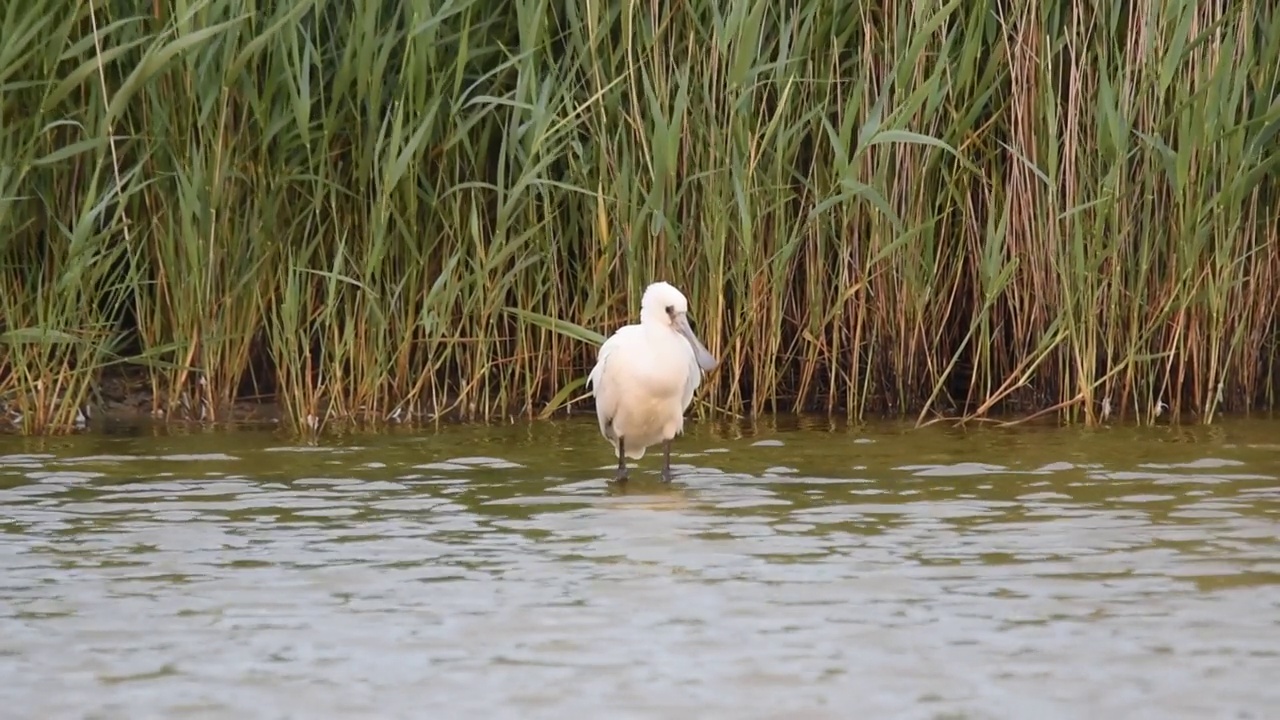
[[586, 281, 719, 483]]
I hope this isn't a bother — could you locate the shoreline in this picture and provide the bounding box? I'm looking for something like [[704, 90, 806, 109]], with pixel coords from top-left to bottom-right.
[[0, 364, 1271, 436]]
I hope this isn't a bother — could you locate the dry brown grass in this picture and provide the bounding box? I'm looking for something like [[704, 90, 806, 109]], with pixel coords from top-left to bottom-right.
[[0, 0, 1276, 434]]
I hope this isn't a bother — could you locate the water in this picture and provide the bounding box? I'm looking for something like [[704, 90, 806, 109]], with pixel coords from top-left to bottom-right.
[[2, 417, 1279, 719]]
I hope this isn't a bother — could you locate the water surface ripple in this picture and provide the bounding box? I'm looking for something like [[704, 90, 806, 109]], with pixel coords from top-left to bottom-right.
[[2, 419, 1279, 719]]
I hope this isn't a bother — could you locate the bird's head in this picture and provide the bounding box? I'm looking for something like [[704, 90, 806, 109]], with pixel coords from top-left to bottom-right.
[[640, 281, 719, 373]]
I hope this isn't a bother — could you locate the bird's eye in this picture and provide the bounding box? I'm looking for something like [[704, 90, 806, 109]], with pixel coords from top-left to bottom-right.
[[665, 305, 674, 316]]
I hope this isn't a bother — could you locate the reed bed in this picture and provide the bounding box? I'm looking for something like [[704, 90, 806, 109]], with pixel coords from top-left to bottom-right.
[[1, 0, 1277, 435]]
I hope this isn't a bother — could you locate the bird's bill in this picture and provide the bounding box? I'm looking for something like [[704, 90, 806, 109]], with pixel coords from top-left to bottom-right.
[[675, 313, 719, 373]]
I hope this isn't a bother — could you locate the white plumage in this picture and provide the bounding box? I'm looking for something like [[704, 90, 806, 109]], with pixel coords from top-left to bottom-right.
[[586, 281, 719, 483]]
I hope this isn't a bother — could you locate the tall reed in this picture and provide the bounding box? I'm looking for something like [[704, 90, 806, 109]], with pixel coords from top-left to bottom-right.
[[1, 0, 1276, 435]]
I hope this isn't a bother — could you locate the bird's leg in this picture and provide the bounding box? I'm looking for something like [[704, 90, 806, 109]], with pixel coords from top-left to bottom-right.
[[661, 439, 674, 483], [615, 437, 629, 483]]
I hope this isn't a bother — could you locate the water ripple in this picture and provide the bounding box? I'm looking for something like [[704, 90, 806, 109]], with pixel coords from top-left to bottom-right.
[[1, 421, 1279, 718]]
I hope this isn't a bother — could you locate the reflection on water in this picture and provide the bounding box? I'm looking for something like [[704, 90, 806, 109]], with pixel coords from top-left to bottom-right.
[[2, 417, 1279, 718]]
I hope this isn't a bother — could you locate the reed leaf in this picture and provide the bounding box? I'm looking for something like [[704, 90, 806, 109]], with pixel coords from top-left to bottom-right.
[[0, 0, 1276, 433]]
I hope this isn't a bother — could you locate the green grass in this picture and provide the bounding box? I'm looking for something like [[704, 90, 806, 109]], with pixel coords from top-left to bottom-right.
[[1, 0, 1277, 435]]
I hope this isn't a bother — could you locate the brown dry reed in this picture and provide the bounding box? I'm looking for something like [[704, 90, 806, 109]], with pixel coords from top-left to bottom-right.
[[1, 0, 1278, 435]]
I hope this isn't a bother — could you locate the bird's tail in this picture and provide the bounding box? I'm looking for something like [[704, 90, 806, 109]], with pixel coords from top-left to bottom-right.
[[608, 437, 647, 460]]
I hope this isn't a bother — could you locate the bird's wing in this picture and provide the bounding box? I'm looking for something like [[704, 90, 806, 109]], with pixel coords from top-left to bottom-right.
[[586, 325, 641, 424], [586, 327, 624, 391]]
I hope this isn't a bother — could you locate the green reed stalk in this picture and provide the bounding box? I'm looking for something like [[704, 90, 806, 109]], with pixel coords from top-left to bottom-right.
[[1, 0, 1276, 435]]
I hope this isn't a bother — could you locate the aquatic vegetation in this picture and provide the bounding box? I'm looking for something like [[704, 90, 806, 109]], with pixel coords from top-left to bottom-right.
[[0, 0, 1277, 434]]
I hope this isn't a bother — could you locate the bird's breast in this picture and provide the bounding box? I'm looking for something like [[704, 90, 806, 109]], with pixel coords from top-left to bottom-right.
[[615, 328, 695, 398]]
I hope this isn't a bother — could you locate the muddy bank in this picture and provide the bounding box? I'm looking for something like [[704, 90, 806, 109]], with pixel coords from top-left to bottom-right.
[[0, 367, 503, 433], [0, 368, 282, 433]]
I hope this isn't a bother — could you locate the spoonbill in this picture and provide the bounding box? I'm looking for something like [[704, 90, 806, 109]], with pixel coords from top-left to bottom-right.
[[586, 281, 719, 483]]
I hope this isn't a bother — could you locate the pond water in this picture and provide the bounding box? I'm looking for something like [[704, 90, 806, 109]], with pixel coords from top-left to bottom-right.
[[2, 416, 1279, 719]]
